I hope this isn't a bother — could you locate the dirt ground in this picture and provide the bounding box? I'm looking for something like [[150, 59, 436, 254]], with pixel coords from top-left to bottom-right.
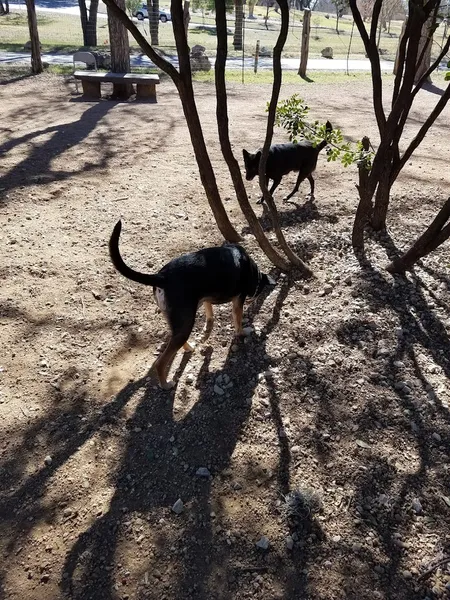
[[1, 71, 450, 600]]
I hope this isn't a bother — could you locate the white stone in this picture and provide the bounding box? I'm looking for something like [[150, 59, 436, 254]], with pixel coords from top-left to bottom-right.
[[172, 499, 184, 514], [256, 536, 270, 550]]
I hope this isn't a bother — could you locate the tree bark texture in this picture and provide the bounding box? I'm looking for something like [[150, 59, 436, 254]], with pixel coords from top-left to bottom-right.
[[25, 0, 43, 74], [183, 0, 190, 38], [78, 0, 99, 47], [386, 198, 450, 273], [351, 137, 372, 249], [233, 0, 243, 51], [107, 0, 132, 99], [414, 10, 435, 84], [149, 0, 159, 46], [298, 8, 311, 78], [393, 19, 407, 77]]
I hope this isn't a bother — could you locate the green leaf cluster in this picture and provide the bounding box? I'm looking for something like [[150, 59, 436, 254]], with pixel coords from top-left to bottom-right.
[[272, 94, 373, 170]]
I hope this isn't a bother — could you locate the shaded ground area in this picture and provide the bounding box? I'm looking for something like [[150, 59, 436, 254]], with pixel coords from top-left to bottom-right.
[[1, 72, 450, 600]]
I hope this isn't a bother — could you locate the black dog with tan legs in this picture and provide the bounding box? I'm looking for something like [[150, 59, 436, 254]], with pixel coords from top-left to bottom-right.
[[109, 220, 275, 390]]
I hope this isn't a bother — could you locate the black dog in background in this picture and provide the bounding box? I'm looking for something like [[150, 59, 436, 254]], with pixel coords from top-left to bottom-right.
[[243, 120, 333, 203], [109, 220, 275, 390]]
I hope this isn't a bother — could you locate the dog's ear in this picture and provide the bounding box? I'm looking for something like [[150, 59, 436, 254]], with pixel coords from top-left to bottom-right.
[[242, 149, 249, 160], [326, 120, 333, 132]]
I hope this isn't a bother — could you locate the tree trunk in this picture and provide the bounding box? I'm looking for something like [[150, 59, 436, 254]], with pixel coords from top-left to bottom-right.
[[233, 0, 244, 51], [183, 0, 190, 38], [258, 0, 313, 276], [352, 137, 372, 249], [149, 0, 159, 46], [178, 82, 241, 242], [25, 0, 43, 74], [414, 11, 434, 84], [371, 163, 392, 230], [86, 0, 99, 46], [0, 0, 5, 15], [79, 0, 99, 46], [336, 12, 340, 34], [107, 0, 132, 99], [348, 0, 450, 251], [298, 8, 311, 78], [393, 20, 407, 76], [386, 197, 450, 273], [170, 0, 240, 242], [78, 0, 89, 44], [215, 0, 291, 270]]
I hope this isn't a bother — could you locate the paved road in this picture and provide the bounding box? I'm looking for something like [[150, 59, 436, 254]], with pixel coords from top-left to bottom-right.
[[0, 50, 395, 72], [4, 0, 397, 71]]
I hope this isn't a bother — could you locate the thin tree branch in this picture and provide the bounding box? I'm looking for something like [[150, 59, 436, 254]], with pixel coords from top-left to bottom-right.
[[414, 0, 440, 75], [214, 0, 290, 269], [170, 0, 191, 77], [392, 19, 410, 106], [258, 0, 312, 276], [413, 32, 450, 96], [386, 198, 450, 273], [349, 0, 385, 134], [390, 33, 450, 178], [369, 0, 383, 43], [390, 0, 439, 127], [392, 83, 450, 180]]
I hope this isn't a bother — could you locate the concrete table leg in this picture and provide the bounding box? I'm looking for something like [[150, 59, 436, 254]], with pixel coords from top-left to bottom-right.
[[81, 80, 101, 99], [136, 83, 157, 102]]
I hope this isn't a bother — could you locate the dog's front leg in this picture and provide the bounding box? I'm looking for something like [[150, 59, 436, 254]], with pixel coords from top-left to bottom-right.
[[231, 297, 244, 336]]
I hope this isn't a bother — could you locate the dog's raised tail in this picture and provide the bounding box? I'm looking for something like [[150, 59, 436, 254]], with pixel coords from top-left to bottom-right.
[[109, 220, 165, 287]]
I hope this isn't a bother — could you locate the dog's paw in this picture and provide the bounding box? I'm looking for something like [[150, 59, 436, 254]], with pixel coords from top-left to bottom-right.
[[161, 380, 175, 391]]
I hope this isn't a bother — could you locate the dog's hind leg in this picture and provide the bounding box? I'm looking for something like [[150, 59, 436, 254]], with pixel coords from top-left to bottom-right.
[[231, 296, 244, 336], [283, 170, 309, 202], [306, 174, 315, 198], [154, 309, 196, 390], [201, 301, 214, 342]]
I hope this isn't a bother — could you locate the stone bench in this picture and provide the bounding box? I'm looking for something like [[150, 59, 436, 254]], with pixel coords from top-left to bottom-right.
[[74, 71, 160, 101]]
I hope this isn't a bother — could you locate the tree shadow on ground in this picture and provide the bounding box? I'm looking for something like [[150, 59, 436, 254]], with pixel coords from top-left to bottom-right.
[[0, 71, 35, 86], [241, 196, 337, 237], [0, 276, 326, 599], [59, 277, 325, 599], [333, 241, 450, 596], [0, 101, 115, 199], [422, 80, 446, 97]]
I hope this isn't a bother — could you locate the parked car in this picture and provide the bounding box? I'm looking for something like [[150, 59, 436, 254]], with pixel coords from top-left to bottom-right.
[[133, 5, 171, 22]]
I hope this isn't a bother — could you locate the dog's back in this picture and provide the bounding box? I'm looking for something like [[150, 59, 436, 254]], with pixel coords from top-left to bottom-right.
[[265, 141, 321, 179]]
